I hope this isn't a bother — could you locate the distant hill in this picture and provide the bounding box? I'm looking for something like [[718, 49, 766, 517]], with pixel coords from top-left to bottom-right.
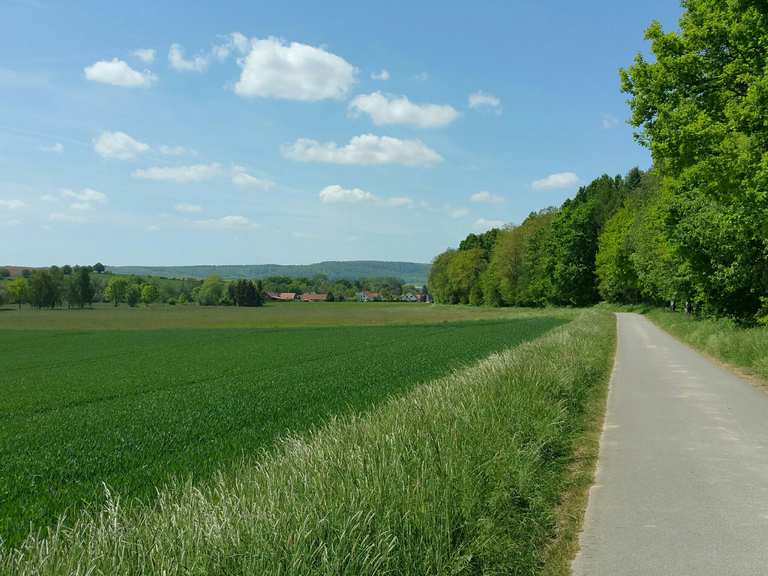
[[107, 261, 431, 284]]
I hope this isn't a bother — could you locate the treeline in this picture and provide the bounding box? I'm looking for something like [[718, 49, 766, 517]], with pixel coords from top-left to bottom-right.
[[430, 0, 768, 325], [0, 266, 420, 309]]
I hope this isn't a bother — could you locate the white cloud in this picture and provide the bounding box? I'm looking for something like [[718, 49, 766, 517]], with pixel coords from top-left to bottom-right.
[[84, 59, 156, 87], [234, 37, 356, 101], [413, 72, 429, 81], [133, 163, 222, 183], [174, 203, 202, 213], [39, 142, 63, 153], [193, 215, 256, 230], [470, 191, 504, 204], [49, 212, 87, 223], [59, 188, 107, 211], [212, 32, 250, 60], [532, 172, 580, 190], [371, 69, 390, 81], [601, 112, 620, 129], [168, 44, 209, 72], [283, 134, 442, 166], [318, 185, 411, 208], [158, 144, 194, 156], [473, 218, 505, 232], [450, 207, 469, 219], [60, 188, 107, 203], [133, 48, 155, 63], [94, 131, 150, 160], [319, 185, 375, 204], [381, 196, 413, 207], [0, 199, 26, 209], [231, 166, 275, 190], [468, 90, 502, 113], [349, 92, 458, 128]]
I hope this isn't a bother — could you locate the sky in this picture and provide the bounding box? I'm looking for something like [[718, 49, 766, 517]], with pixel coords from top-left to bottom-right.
[[0, 0, 684, 267]]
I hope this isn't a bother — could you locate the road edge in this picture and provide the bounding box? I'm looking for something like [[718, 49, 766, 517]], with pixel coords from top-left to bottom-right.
[[540, 311, 619, 576]]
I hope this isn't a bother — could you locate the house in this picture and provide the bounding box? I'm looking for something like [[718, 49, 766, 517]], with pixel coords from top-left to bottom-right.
[[357, 291, 383, 302], [266, 292, 298, 302], [399, 293, 421, 302], [301, 292, 328, 302]]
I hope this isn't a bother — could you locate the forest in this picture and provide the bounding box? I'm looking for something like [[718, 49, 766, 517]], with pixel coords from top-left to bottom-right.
[[429, 0, 768, 325]]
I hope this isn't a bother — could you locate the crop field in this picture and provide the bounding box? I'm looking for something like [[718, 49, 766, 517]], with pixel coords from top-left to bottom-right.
[[0, 301, 552, 331], [0, 313, 565, 547]]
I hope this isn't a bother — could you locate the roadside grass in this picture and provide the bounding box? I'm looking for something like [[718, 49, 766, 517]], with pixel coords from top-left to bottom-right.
[[1, 309, 615, 575], [0, 316, 564, 547], [0, 302, 569, 331], [646, 309, 768, 383]]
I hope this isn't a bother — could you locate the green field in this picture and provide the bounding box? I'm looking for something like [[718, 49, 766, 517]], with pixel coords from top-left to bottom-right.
[[0, 301, 548, 330], [0, 306, 566, 547], [1, 309, 614, 575]]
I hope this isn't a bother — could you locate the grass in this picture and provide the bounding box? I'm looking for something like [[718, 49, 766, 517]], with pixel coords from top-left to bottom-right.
[[0, 315, 565, 548], [0, 302, 559, 331], [645, 309, 768, 383], [1, 309, 615, 575]]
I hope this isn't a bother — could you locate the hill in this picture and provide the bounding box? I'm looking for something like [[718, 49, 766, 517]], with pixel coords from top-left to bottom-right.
[[107, 261, 431, 284]]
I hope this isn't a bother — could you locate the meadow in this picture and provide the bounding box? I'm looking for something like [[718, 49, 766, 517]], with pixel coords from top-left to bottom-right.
[[0, 304, 567, 548], [1, 308, 615, 575]]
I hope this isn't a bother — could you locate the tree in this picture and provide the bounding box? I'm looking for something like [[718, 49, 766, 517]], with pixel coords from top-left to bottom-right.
[[28, 270, 62, 309], [105, 277, 128, 306], [621, 1, 768, 320], [126, 284, 141, 307], [93, 262, 106, 274], [141, 284, 159, 306], [0, 268, 10, 278], [62, 265, 72, 276], [231, 279, 263, 307], [66, 267, 95, 308], [196, 275, 226, 306], [7, 277, 28, 309]]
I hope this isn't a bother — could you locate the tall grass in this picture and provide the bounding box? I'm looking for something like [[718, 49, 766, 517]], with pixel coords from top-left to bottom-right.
[[647, 309, 768, 382], [0, 310, 615, 575]]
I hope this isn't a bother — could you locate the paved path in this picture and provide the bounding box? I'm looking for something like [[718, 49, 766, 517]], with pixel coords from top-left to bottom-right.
[[572, 313, 768, 575]]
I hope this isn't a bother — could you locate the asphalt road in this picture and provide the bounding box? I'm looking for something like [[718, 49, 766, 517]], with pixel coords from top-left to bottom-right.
[[572, 313, 768, 575]]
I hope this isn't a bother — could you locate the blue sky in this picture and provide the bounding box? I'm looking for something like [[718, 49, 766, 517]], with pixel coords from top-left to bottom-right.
[[0, 0, 683, 267]]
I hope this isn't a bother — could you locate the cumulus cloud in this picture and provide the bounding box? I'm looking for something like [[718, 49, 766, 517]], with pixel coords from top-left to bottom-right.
[[318, 185, 412, 207], [39, 142, 63, 153], [371, 69, 390, 81], [231, 166, 276, 190], [133, 163, 222, 183], [0, 199, 25, 210], [349, 92, 458, 128], [468, 90, 502, 112], [133, 48, 155, 63], [93, 131, 150, 160], [470, 191, 504, 204], [532, 172, 580, 190], [283, 134, 442, 166], [450, 207, 469, 219], [234, 37, 356, 101], [193, 215, 256, 230], [473, 217, 505, 232], [319, 185, 376, 204], [168, 44, 209, 72], [211, 32, 250, 60], [84, 59, 156, 87], [174, 203, 202, 213]]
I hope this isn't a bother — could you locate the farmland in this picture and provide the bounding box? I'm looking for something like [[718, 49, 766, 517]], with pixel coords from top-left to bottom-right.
[[0, 306, 566, 547], [0, 308, 615, 575]]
